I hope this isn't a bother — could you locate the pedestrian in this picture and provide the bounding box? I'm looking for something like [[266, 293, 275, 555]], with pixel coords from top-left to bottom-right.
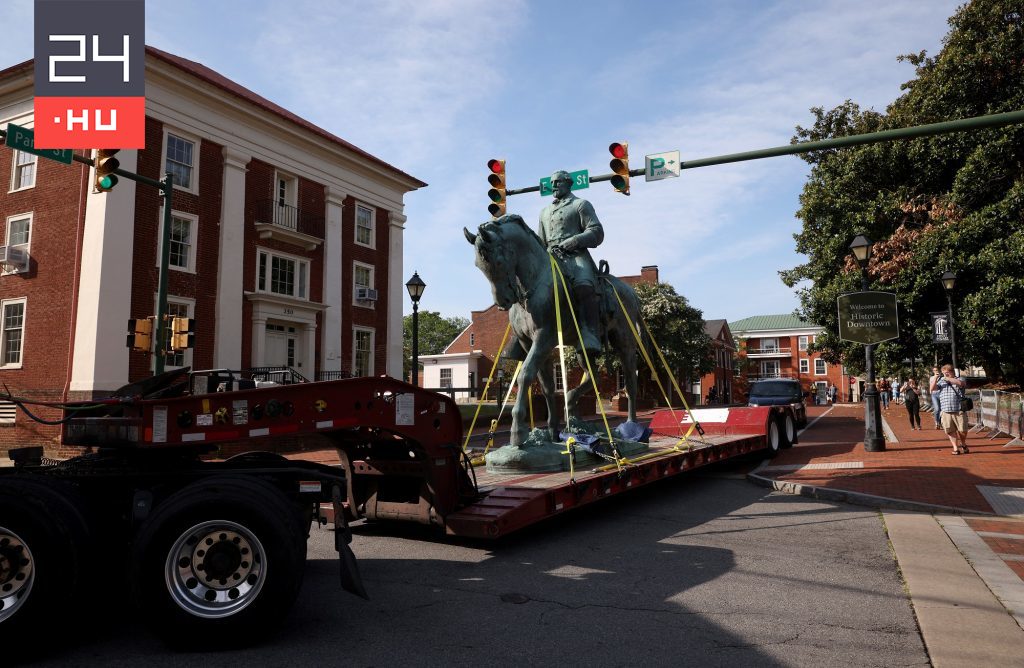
[[892, 379, 901, 405], [929, 366, 943, 429], [878, 378, 890, 409], [930, 364, 970, 454], [829, 384, 838, 404], [901, 378, 922, 430]]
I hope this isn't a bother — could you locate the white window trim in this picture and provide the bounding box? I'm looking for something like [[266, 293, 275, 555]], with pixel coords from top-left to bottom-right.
[[274, 170, 298, 208], [439, 367, 453, 388], [0, 297, 27, 369], [352, 261, 375, 308], [799, 358, 809, 374], [354, 202, 376, 249], [352, 326, 375, 377], [152, 295, 195, 370], [3, 212, 32, 276], [814, 359, 828, 376], [0, 399, 16, 425], [9, 151, 37, 193], [256, 247, 310, 301], [156, 209, 199, 274], [798, 335, 809, 351], [162, 127, 201, 195]]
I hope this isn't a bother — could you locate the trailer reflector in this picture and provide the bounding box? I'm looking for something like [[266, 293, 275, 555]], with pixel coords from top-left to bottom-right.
[[299, 481, 322, 494]]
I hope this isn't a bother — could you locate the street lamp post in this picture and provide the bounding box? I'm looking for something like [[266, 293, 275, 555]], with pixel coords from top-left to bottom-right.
[[405, 272, 426, 387], [941, 271, 959, 373], [850, 234, 885, 452]]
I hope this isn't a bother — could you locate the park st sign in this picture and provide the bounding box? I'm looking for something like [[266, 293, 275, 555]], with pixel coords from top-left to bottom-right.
[[837, 291, 900, 345]]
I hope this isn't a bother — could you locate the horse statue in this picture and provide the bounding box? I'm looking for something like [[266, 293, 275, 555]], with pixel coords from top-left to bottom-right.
[[464, 214, 642, 448]]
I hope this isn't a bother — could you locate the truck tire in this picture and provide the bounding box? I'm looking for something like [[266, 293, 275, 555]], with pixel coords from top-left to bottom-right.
[[780, 412, 797, 449], [131, 476, 307, 648], [0, 475, 92, 640], [765, 417, 782, 458]]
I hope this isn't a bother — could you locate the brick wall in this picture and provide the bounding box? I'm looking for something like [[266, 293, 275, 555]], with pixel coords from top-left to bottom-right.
[[340, 196, 390, 376]]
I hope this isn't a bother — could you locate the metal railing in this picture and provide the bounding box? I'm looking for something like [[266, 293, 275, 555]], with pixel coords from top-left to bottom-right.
[[245, 366, 309, 385], [746, 347, 793, 357], [316, 370, 352, 381], [967, 390, 1024, 446], [251, 199, 325, 239], [746, 372, 799, 381]]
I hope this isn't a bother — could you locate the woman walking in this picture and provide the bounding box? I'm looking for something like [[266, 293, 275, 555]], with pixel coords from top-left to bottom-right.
[[902, 378, 922, 430]]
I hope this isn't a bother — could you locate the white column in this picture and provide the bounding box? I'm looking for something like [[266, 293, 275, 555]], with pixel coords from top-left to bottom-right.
[[304, 322, 317, 378], [322, 187, 345, 372], [71, 150, 139, 394], [386, 211, 406, 378], [251, 318, 267, 367], [213, 147, 251, 370]]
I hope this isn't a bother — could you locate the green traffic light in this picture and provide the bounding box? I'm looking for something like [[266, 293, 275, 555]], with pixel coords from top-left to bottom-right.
[[98, 174, 118, 190], [610, 175, 627, 191]]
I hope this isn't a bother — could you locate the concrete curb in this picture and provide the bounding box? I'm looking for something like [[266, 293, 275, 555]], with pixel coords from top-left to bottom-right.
[[746, 462, 996, 516]]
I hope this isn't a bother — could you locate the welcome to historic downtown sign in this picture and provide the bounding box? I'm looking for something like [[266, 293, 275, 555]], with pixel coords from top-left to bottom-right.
[[837, 291, 900, 345]]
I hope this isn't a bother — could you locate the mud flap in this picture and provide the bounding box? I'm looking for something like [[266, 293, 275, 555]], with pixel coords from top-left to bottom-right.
[[332, 484, 369, 599]]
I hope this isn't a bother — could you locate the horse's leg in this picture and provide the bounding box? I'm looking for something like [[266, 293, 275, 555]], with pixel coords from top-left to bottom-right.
[[536, 363, 560, 442], [565, 364, 592, 424], [511, 336, 552, 447]]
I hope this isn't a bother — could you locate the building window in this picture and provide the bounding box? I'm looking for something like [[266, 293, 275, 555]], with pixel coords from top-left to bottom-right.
[[554, 364, 564, 392], [761, 337, 778, 352], [815, 359, 827, 375], [760, 361, 780, 378], [469, 332, 475, 347], [1, 299, 26, 368], [440, 368, 452, 388], [799, 359, 809, 374], [798, 335, 809, 351], [10, 151, 36, 191], [3, 213, 31, 275], [158, 211, 198, 272], [257, 249, 309, 300], [353, 328, 373, 377], [353, 263, 375, 305], [274, 171, 298, 228], [355, 204, 374, 247], [0, 400, 15, 424], [165, 132, 196, 191]]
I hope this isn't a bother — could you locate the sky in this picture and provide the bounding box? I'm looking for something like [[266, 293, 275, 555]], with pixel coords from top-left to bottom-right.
[[4, 0, 964, 324]]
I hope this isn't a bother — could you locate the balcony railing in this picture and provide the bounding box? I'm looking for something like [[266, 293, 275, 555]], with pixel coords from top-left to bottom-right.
[[746, 347, 793, 358], [252, 199, 325, 248], [746, 372, 799, 381]]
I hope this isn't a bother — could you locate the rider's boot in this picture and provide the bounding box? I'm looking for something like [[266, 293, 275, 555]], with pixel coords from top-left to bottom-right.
[[574, 285, 602, 359]]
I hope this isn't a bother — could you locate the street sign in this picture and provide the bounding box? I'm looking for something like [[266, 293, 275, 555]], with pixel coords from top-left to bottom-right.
[[930, 311, 952, 344], [837, 291, 900, 345], [539, 169, 589, 196], [645, 150, 681, 181], [4, 123, 73, 164]]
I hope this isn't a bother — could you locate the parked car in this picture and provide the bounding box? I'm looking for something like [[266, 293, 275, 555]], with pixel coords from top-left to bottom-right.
[[747, 379, 808, 427]]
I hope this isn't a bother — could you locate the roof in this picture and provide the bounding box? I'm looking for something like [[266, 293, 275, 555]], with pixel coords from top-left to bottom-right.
[[729, 314, 819, 333], [703, 319, 728, 338], [0, 48, 427, 189]]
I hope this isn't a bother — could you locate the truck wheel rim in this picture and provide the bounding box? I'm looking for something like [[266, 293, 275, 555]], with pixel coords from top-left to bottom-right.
[[165, 520, 266, 619], [768, 421, 780, 452], [0, 528, 35, 623], [785, 414, 796, 442]]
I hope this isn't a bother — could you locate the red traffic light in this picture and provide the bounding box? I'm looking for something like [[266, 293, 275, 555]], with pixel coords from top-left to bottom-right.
[[609, 143, 627, 160], [488, 159, 504, 174]]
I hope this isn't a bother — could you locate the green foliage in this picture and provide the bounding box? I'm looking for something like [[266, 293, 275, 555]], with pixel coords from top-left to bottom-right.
[[632, 282, 714, 393], [786, 0, 1024, 383], [402, 311, 470, 378]]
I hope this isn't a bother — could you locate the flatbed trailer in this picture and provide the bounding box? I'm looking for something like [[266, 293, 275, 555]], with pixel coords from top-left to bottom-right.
[[0, 369, 794, 647]]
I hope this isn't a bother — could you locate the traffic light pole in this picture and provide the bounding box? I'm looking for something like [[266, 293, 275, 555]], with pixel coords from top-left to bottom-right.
[[505, 109, 1024, 196], [64, 152, 176, 374]]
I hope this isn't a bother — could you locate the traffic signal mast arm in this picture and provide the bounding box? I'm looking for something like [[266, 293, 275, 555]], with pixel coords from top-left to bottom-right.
[[503, 109, 1024, 197]]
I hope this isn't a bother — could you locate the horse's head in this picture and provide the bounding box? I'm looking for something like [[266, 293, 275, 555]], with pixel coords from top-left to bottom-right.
[[464, 215, 526, 310]]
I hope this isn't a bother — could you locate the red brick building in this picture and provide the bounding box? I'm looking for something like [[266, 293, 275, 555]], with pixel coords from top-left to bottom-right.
[[0, 48, 424, 456], [698, 319, 736, 404], [729, 314, 847, 404]]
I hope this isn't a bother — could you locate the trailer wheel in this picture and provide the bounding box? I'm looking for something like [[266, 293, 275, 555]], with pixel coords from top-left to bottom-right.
[[765, 417, 782, 458], [0, 476, 92, 636], [780, 412, 797, 449], [131, 476, 306, 648]]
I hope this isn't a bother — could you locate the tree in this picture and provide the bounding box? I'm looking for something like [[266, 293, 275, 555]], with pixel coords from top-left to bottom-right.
[[402, 311, 470, 380], [632, 282, 714, 398], [782, 0, 1024, 384]]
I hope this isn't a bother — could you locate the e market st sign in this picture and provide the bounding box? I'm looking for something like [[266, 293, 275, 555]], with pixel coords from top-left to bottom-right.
[[837, 291, 900, 345]]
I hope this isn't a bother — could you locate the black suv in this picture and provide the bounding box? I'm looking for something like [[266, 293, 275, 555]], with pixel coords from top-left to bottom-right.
[[747, 378, 808, 427]]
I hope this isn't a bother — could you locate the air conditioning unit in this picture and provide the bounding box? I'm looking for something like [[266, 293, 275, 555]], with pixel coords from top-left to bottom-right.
[[0, 246, 28, 273], [356, 287, 378, 301]]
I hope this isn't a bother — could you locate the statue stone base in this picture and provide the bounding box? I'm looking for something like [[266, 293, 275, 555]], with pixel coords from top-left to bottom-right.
[[484, 421, 651, 474]]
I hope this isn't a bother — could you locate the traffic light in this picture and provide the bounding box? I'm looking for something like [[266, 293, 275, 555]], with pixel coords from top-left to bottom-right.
[[94, 149, 120, 192], [127, 317, 154, 352], [487, 159, 506, 217], [608, 142, 630, 195], [169, 317, 196, 352]]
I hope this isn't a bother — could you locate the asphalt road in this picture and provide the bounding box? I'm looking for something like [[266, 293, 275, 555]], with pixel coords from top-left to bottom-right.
[[20, 462, 927, 667]]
